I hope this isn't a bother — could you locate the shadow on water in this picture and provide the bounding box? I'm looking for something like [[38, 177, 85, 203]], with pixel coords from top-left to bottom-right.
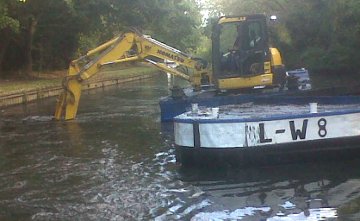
[[177, 158, 360, 220], [1, 75, 360, 220]]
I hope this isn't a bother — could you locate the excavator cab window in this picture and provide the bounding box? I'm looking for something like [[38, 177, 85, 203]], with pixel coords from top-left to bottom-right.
[[246, 22, 263, 49], [213, 15, 269, 79]]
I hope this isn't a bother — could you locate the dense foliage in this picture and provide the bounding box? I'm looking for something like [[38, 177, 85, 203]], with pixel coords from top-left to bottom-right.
[[208, 0, 360, 74], [0, 0, 202, 77], [2, 0, 360, 77]]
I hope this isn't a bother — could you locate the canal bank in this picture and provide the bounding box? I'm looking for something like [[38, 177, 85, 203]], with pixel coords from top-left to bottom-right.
[[0, 66, 159, 108]]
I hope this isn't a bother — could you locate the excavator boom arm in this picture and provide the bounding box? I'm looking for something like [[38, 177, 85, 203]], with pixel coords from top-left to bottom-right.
[[54, 31, 211, 120]]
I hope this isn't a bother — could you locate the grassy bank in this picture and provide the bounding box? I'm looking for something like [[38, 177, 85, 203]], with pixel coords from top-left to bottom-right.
[[0, 66, 157, 97]]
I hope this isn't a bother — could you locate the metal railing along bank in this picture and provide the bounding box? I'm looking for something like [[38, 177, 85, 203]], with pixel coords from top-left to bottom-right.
[[0, 73, 157, 108]]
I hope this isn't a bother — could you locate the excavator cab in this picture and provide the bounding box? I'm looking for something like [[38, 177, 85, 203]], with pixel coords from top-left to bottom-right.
[[212, 14, 279, 90]]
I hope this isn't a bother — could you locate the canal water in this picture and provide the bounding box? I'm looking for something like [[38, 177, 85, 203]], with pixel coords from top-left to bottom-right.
[[1, 75, 360, 220]]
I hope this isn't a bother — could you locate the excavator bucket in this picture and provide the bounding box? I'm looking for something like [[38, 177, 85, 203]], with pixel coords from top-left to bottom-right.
[[54, 78, 82, 120]]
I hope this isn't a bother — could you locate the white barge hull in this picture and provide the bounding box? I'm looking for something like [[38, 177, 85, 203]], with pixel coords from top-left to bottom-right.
[[175, 112, 360, 148], [174, 102, 360, 166]]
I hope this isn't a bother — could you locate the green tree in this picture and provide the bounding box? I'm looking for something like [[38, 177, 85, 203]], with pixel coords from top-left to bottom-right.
[[0, 0, 204, 78], [210, 0, 360, 74], [0, 0, 20, 77], [73, 0, 203, 53], [2, 0, 81, 75]]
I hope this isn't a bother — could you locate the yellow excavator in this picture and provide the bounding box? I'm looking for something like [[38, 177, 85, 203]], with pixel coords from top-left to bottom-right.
[[55, 14, 286, 120]]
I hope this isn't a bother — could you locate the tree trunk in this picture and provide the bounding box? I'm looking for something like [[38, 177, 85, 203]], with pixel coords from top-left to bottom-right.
[[24, 17, 37, 77], [0, 30, 10, 78]]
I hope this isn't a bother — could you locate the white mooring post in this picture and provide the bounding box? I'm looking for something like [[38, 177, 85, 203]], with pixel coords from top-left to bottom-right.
[[310, 102, 318, 113], [191, 103, 199, 114]]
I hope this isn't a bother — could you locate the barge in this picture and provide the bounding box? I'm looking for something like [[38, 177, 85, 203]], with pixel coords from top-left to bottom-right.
[[173, 95, 360, 167]]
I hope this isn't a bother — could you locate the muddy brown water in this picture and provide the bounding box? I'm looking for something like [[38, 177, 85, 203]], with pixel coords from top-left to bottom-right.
[[1, 75, 360, 220]]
